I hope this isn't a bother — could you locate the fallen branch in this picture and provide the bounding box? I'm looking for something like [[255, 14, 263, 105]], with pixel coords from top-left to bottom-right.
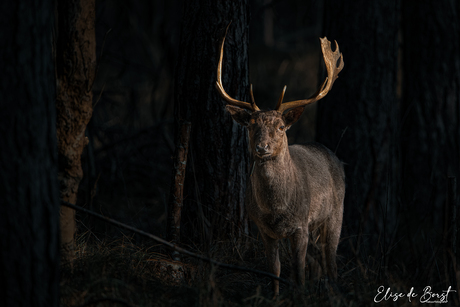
[[61, 201, 290, 285]]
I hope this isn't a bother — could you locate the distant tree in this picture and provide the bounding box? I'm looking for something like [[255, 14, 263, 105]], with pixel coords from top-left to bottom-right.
[[55, 0, 96, 262], [401, 0, 460, 226], [172, 0, 251, 248], [0, 1, 59, 306], [316, 1, 400, 249]]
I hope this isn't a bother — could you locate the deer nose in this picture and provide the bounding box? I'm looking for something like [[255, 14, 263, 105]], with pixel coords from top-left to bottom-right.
[[256, 144, 269, 154]]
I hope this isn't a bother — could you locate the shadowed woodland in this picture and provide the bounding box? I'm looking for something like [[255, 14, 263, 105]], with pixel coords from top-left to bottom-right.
[[1, 0, 460, 306]]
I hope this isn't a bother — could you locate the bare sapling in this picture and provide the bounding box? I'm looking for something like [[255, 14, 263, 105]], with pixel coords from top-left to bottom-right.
[[216, 28, 345, 296]]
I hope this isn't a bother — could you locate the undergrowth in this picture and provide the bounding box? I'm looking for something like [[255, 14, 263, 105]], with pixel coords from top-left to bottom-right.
[[60, 230, 459, 307]]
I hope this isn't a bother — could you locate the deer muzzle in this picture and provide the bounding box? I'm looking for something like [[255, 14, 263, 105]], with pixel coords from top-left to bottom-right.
[[255, 144, 271, 157]]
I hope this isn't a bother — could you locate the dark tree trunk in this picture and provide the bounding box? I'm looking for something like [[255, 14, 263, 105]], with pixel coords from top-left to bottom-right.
[[55, 0, 96, 262], [173, 0, 250, 248], [401, 1, 460, 228], [167, 120, 191, 257], [317, 1, 400, 250], [0, 1, 59, 306]]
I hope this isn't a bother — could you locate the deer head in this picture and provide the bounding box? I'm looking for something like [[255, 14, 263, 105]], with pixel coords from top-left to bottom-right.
[[216, 31, 344, 160]]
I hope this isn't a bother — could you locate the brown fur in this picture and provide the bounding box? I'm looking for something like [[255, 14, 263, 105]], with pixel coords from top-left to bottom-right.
[[226, 106, 345, 295]]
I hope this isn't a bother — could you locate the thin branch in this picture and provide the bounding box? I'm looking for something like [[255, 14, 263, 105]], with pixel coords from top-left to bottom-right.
[[89, 28, 112, 92], [61, 201, 290, 285], [93, 82, 105, 108], [334, 126, 348, 154], [78, 296, 135, 307]]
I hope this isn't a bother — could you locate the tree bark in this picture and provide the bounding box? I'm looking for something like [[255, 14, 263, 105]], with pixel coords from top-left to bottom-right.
[[317, 1, 400, 248], [0, 1, 59, 306], [167, 120, 191, 259], [401, 0, 460, 227], [55, 0, 96, 262], [174, 0, 250, 248]]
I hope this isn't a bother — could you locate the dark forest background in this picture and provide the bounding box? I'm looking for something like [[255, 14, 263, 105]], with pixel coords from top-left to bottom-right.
[[1, 0, 459, 306]]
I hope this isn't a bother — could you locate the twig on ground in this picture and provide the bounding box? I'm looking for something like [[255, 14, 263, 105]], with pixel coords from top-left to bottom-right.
[[61, 201, 290, 285]]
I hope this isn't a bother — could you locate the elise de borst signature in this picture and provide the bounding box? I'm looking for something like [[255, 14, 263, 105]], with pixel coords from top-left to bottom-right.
[[374, 285, 456, 304]]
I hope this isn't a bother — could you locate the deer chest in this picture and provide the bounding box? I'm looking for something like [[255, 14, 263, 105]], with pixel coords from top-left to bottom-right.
[[249, 206, 308, 240]]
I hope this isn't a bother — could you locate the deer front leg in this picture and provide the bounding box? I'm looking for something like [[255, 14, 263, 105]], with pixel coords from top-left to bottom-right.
[[289, 227, 308, 287], [260, 232, 280, 296]]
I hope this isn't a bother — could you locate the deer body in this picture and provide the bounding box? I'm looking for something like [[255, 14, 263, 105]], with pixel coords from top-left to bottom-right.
[[247, 143, 344, 242], [226, 108, 344, 294], [216, 29, 345, 295]]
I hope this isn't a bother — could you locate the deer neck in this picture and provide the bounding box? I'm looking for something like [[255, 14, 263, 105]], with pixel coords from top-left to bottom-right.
[[250, 145, 298, 211]]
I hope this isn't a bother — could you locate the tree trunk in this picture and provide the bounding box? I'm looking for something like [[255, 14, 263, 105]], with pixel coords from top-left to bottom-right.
[[317, 1, 400, 249], [401, 0, 460, 228], [167, 120, 191, 259], [173, 0, 250, 248], [0, 1, 59, 306], [55, 0, 96, 262]]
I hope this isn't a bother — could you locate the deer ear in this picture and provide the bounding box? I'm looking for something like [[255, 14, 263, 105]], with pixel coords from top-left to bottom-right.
[[226, 105, 252, 126], [283, 106, 305, 128]]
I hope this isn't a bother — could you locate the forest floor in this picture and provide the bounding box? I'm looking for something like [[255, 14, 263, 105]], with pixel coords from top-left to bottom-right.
[[59, 230, 458, 307], [67, 120, 458, 306]]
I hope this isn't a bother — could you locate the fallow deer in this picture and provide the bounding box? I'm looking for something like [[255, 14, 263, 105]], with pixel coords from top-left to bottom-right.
[[216, 32, 345, 295]]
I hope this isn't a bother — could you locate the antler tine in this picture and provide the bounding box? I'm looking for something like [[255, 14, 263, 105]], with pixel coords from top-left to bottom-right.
[[216, 24, 260, 112], [276, 37, 344, 114], [274, 85, 287, 110]]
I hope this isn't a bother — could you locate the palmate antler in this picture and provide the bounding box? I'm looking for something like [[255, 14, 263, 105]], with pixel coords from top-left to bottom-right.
[[275, 38, 344, 114], [216, 27, 343, 113]]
